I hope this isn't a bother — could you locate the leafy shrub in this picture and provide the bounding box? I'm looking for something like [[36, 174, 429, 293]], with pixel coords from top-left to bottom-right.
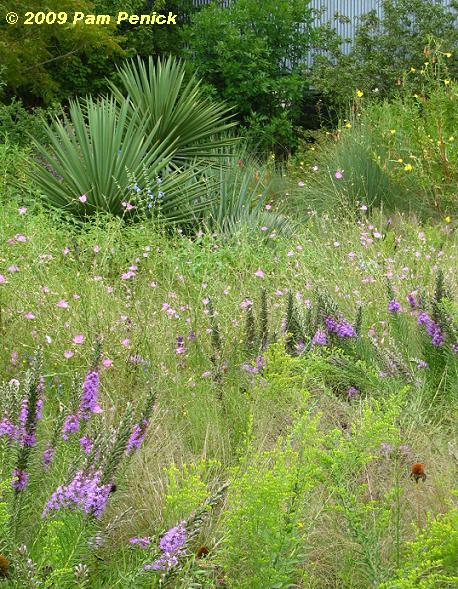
[[311, 0, 458, 112], [0, 99, 58, 147], [185, 0, 323, 158], [380, 509, 458, 588]]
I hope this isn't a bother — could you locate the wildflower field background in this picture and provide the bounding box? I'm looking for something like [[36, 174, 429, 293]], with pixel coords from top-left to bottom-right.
[[1, 1, 458, 588]]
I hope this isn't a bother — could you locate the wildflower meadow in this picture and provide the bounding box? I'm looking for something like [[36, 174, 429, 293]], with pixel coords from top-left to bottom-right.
[[1, 1, 458, 588]]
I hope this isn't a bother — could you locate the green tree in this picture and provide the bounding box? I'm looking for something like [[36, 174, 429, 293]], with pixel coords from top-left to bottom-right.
[[185, 0, 321, 158]]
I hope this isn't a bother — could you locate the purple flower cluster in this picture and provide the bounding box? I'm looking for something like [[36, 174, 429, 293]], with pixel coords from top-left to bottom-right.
[[242, 356, 265, 374], [79, 370, 101, 419], [144, 521, 186, 572], [324, 316, 356, 338], [0, 417, 17, 441], [42, 447, 55, 468], [129, 536, 151, 548], [347, 386, 359, 399], [61, 370, 101, 440], [311, 329, 328, 346], [43, 469, 111, 519], [12, 468, 29, 491], [126, 419, 149, 454], [417, 312, 444, 347], [62, 414, 79, 440], [388, 299, 401, 313]]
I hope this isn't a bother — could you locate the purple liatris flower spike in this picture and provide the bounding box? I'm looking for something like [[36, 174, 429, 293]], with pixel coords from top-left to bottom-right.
[[311, 329, 328, 346], [417, 312, 444, 347], [80, 370, 101, 419], [80, 436, 93, 454], [144, 521, 187, 572], [129, 537, 151, 548], [407, 292, 417, 309], [0, 418, 17, 441], [62, 414, 79, 440], [42, 447, 55, 468], [325, 316, 356, 338], [126, 419, 148, 454], [388, 299, 401, 313], [43, 469, 111, 518], [12, 468, 29, 491]]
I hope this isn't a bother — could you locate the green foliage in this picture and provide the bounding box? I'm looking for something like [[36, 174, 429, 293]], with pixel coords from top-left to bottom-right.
[[185, 0, 320, 157], [25, 94, 214, 223], [201, 149, 291, 237], [0, 0, 123, 104], [295, 49, 458, 217], [312, 0, 458, 112], [110, 56, 237, 164], [221, 410, 323, 589], [380, 508, 458, 588]]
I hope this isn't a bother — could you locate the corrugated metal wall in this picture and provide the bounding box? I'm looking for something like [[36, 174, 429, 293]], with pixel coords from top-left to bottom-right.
[[192, 0, 456, 59]]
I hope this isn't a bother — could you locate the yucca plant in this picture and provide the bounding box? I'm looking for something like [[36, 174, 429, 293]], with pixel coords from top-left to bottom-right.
[[200, 150, 291, 237], [26, 97, 215, 224], [110, 55, 238, 165]]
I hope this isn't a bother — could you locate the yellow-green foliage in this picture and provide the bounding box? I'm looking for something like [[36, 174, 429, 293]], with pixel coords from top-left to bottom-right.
[[381, 508, 458, 588]]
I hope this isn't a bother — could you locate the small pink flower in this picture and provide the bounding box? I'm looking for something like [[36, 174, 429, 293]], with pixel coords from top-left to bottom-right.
[[202, 297, 209, 306], [312, 165, 319, 172], [149, 281, 157, 288], [18, 207, 27, 215], [57, 300, 69, 309], [254, 269, 265, 278], [265, 204, 272, 210], [261, 226, 269, 231], [121, 272, 135, 280], [45, 335, 52, 344], [73, 293, 80, 300], [298, 181, 305, 187], [93, 245, 101, 253], [335, 170, 343, 179], [24, 312, 35, 320], [0, 275, 6, 284], [121, 338, 130, 347], [64, 350, 74, 359], [15, 234, 27, 243], [102, 358, 113, 367], [73, 335, 85, 344], [79, 195, 87, 203], [63, 247, 70, 255], [8, 265, 19, 273]]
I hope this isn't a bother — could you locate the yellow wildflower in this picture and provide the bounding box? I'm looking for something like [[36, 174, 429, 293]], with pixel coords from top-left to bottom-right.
[[345, 122, 352, 128], [356, 89, 364, 98], [404, 163, 413, 172], [445, 52, 452, 58], [390, 129, 396, 134], [410, 67, 416, 73], [445, 216, 452, 223], [397, 158, 403, 163], [444, 79, 451, 85]]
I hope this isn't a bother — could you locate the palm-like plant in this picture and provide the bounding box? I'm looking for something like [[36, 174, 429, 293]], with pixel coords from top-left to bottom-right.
[[110, 56, 238, 164], [26, 97, 217, 223], [201, 150, 291, 237]]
